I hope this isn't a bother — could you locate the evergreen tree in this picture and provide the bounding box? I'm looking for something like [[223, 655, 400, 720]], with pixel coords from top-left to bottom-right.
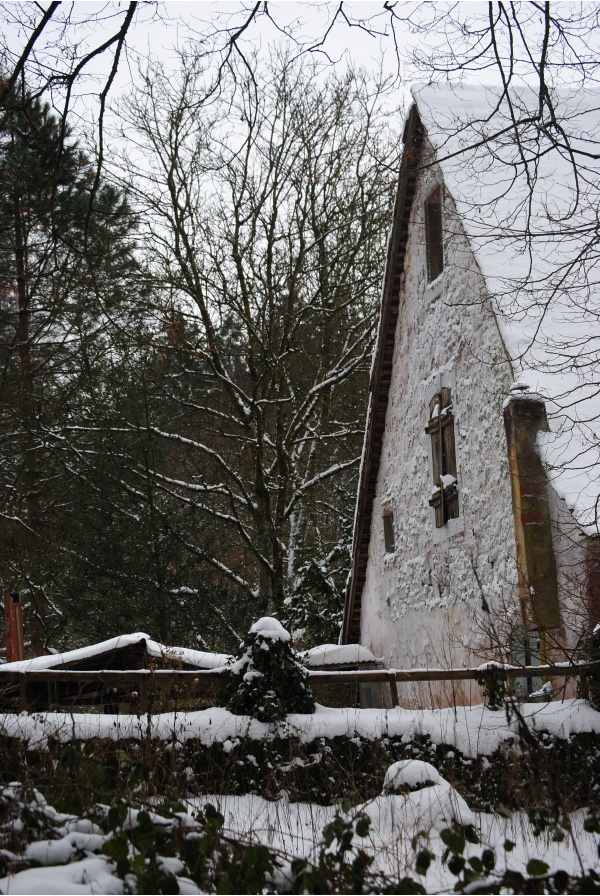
[[0, 86, 143, 650], [227, 617, 315, 722]]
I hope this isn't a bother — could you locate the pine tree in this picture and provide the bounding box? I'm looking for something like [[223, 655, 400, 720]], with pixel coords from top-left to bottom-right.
[[0, 86, 141, 650]]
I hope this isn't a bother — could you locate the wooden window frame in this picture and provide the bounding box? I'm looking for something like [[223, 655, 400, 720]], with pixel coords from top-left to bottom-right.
[[426, 386, 459, 528], [425, 186, 444, 283], [383, 508, 396, 554]]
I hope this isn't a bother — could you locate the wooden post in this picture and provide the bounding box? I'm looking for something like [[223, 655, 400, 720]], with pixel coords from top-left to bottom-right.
[[140, 677, 149, 715], [19, 672, 28, 712], [388, 671, 399, 707], [4, 593, 25, 662]]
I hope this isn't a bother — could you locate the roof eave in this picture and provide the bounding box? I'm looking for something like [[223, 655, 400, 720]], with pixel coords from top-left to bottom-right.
[[341, 103, 424, 644]]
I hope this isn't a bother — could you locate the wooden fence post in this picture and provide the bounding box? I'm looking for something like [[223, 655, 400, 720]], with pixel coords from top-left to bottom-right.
[[4, 593, 25, 662], [18, 672, 28, 712], [388, 671, 399, 707]]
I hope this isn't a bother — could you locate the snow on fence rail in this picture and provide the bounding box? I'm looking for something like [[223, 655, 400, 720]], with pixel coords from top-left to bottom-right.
[[0, 661, 597, 712]]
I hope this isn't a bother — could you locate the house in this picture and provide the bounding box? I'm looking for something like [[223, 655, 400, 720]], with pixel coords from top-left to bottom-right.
[[342, 84, 600, 703]]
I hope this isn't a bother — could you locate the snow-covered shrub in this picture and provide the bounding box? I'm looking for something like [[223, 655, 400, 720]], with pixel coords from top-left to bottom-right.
[[474, 662, 508, 711], [226, 617, 315, 722], [382, 759, 442, 793]]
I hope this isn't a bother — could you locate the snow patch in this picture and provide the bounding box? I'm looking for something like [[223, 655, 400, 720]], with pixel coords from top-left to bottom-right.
[[383, 759, 442, 792], [249, 617, 291, 642], [1, 699, 598, 757], [301, 644, 383, 667]]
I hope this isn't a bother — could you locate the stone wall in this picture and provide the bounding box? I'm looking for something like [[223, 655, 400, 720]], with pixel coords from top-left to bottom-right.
[[359, 143, 519, 694]]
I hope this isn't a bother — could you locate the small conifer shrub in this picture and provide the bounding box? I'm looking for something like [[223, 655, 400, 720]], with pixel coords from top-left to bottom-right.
[[226, 617, 315, 722]]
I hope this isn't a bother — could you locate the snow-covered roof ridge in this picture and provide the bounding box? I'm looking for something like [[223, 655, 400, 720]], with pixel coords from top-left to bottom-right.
[[411, 82, 600, 535], [1, 633, 232, 672]]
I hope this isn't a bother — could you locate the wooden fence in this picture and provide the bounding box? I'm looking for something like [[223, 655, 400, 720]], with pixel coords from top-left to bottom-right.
[[0, 660, 596, 713]]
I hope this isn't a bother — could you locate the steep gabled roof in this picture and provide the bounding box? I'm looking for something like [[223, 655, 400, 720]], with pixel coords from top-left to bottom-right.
[[341, 105, 424, 644], [413, 84, 600, 536], [342, 84, 600, 645]]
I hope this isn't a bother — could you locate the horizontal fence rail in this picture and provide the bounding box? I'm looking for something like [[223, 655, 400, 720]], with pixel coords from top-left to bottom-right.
[[0, 660, 595, 684], [308, 662, 596, 684], [307, 662, 599, 708], [0, 660, 597, 712], [0, 668, 229, 683]]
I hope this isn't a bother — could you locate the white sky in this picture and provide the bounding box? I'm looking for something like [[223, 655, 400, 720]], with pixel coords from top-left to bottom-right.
[[3, 1, 596, 127], [1, 1, 419, 136]]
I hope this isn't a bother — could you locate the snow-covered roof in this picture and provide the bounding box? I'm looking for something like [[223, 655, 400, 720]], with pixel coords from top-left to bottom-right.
[[412, 83, 600, 535], [1, 633, 232, 672], [301, 644, 383, 667]]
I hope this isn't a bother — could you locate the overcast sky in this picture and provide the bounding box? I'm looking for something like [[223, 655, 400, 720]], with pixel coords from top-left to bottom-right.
[[3, 2, 597, 159], [1, 2, 421, 134]]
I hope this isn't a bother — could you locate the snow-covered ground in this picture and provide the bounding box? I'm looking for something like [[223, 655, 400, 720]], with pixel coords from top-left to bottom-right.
[[0, 700, 599, 891], [0, 774, 598, 894], [1, 698, 598, 755], [205, 792, 599, 891]]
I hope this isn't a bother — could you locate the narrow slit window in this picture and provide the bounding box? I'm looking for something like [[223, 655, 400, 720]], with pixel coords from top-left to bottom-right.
[[425, 186, 444, 282], [383, 509, 395, 553], [426, 387, 459, 527]]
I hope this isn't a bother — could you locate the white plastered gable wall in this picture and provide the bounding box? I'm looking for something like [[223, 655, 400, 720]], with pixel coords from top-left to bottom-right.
[[359, 142, 518, 684]]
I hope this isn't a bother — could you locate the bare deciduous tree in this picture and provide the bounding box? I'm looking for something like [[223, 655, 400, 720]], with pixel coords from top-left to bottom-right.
[[118, 51, 400, 619]]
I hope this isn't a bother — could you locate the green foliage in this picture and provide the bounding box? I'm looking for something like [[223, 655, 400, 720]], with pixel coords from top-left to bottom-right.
[[226, 619, 315, 722], [102, 798, 278, 895], [0, 85, 149, 648], [2, 765, 600, 894], [284, 506, 353, 646], [475, 664, 508, 711], [292, 810, 376, 894]]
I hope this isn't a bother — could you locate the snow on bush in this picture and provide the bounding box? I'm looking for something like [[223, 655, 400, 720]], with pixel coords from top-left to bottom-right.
[[383, 759, 442, 792], [226, 617, 315, 722], [379, 760, 476, 834]]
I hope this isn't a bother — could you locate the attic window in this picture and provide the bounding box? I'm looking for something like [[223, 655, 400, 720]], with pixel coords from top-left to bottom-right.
[[426, 387, 459, 527], [383, 509, 395, 553], [425, 186, 444, 282]]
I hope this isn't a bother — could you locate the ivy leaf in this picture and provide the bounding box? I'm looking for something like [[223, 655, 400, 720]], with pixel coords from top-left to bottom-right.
[[527, 858, 550, 877], [468, 856, 483, 873], [448, 854, 465, 876], [415, 849, 432, 875], [108, 803, 127, 830], [482, 848, 495, 871], [440, 828, 465, 855], [355, 816, 370, 838]]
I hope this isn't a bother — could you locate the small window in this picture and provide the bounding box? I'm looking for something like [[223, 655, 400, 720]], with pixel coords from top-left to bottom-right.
[[383, 509, 395, 553], [425, 186, 444, 282], [426, 387, 459, 527]]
